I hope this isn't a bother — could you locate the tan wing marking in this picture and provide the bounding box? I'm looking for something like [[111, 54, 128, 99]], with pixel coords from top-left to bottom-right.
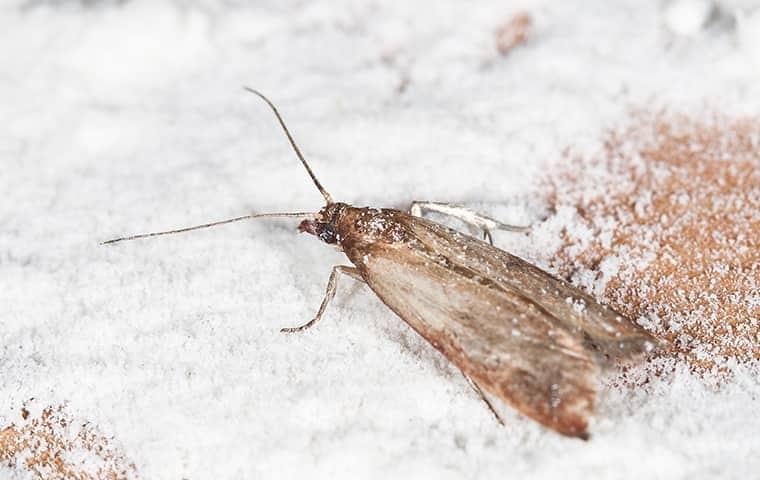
[[399, 213, 660, 361], [360, 246, 597, 438]]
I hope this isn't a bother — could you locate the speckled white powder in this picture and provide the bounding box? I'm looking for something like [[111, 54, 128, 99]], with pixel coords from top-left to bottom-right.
[[1, 1, 760, 479]]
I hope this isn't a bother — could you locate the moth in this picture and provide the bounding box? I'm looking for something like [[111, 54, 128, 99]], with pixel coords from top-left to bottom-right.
[[104, 88, 659, 439]]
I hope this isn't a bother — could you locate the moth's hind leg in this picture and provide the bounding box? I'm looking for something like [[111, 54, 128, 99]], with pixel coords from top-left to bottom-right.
[[409, 201, 529, 245], [280, 265, 363, 333], [463, 374, 505, 426]]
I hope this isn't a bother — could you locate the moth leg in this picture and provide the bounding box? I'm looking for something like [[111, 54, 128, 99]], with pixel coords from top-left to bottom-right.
[[280, 265, 362, 333], [409, 201, 529, 245], [463, 374, 505, 426]]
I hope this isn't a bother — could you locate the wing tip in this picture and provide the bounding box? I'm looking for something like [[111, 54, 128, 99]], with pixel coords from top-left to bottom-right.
[[546, 413, 592, 440], [590, 329, 667, 365], [575, 431, 591, 441], [560, 424, 591, 441]]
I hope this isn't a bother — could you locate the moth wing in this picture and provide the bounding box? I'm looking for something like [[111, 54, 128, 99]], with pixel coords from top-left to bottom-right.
[[357, 234, 599, 438], [401, 214, 660, 361]]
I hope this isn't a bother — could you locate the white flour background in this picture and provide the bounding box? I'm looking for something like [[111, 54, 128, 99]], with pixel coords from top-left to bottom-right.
[[1, 1, 759, 479]]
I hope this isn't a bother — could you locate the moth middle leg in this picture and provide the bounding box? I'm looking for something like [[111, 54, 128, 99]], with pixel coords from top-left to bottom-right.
[[280, 265, 363, 333], [409, 201, 529, 245]]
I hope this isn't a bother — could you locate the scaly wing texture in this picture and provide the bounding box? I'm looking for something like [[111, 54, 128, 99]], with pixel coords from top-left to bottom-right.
[[347, 214, 601, 438], [400, 212, 659, 361]]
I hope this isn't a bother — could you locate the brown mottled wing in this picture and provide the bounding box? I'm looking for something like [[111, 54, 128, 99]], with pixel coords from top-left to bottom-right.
[[345, 218, 588, 437], [346, 210, 657, 438], [401, 212, 659, 361]]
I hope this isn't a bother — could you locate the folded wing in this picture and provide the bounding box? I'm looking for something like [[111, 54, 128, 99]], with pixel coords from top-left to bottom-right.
[[403, 214, 659, 362], [350, 219, 600, 437]]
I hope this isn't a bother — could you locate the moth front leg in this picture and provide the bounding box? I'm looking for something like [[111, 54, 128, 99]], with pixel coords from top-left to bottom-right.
[[409, 201, 529, 245], [280, 265, 363, 333]]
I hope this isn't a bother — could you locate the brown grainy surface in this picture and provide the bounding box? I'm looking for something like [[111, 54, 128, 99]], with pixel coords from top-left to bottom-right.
[[495, 12, 533, 56], [546, 111, 759, 371], [0, 404, 137, 480]]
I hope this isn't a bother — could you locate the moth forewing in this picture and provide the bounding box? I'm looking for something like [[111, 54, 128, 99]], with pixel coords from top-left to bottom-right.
[[330, 207, 660, 438], [396, 211, 659, 362], [335, 207, 608, 438]]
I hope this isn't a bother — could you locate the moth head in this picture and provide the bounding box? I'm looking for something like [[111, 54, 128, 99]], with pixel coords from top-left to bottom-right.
[[298, 202, 348, 244]]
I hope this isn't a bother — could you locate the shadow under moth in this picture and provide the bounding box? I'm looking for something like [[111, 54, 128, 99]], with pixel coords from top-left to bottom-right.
[[104, 88, 660, 439]]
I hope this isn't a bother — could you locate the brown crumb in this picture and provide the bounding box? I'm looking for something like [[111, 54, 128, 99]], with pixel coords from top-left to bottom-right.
[[0, 404, 138, 480], [495, 12, 533, 55], [545, 110, 759, 371]]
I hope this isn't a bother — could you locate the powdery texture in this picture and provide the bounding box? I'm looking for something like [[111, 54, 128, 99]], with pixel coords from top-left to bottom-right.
[[545, 111, 759, 371], [0, 403, 137, 480], [2, 0, 760, 479]]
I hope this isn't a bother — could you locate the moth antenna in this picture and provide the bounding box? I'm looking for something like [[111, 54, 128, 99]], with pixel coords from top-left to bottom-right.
[[243, 87, 334, 205], [101, 211, 317, 245]]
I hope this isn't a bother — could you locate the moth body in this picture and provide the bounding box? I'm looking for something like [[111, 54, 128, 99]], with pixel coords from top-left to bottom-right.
[[299, 202, 658, 438]]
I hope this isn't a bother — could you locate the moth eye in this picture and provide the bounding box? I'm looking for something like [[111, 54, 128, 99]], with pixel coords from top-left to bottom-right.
[[318, 224, 338, 244]]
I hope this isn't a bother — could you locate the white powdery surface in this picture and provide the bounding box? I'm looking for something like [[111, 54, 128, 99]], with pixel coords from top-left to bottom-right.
[[1, 1, 759, 479]]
